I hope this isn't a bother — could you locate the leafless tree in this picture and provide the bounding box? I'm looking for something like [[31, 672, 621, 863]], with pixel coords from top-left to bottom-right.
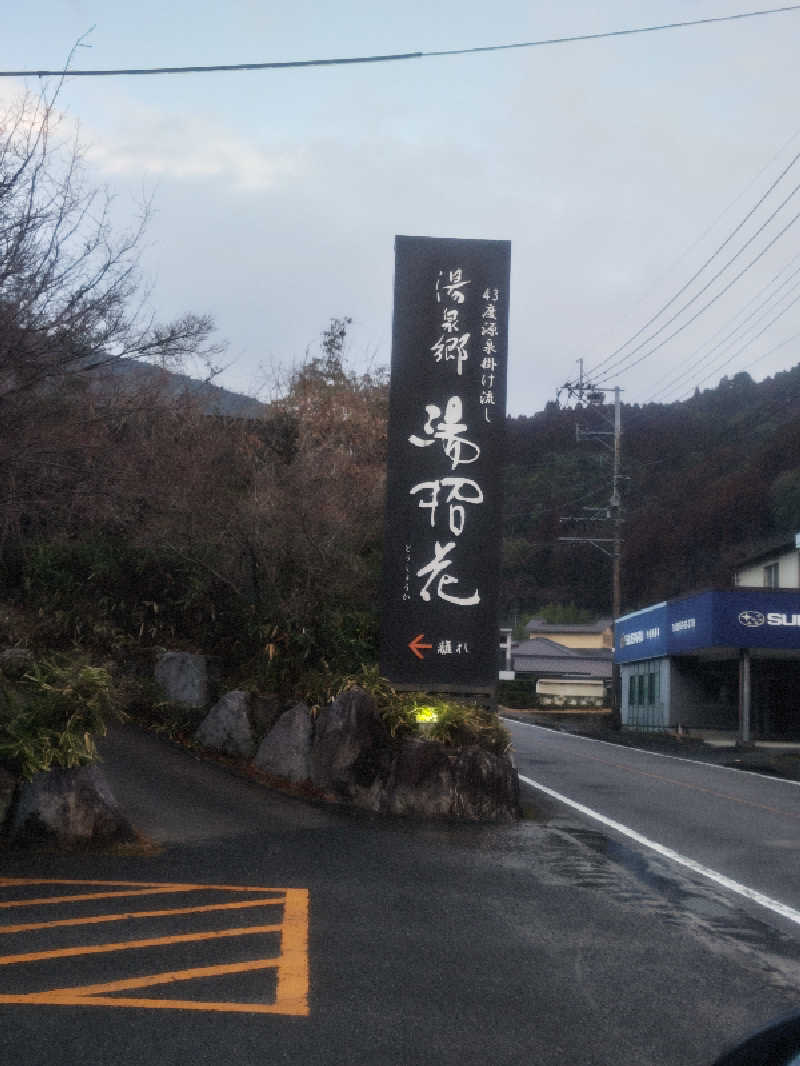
[[0, 79, 222, 404]]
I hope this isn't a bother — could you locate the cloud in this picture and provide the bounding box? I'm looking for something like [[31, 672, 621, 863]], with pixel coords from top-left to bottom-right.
[[87, 106, 305, 191]]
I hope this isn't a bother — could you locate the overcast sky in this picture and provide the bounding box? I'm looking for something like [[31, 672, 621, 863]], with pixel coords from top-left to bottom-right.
[[3, 1, 800, 414]]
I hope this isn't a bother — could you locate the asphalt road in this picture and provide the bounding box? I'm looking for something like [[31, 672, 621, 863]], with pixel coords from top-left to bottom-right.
[[506, 719, 800, 934], [2, 724, 800, 1066]]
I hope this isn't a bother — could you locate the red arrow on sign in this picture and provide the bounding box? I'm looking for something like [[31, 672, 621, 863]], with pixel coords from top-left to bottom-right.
[[408, 634, 433, 660]]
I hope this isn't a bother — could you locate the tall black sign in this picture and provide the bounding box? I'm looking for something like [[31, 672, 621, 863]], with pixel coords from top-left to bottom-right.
[[380, 235, 511, 689]]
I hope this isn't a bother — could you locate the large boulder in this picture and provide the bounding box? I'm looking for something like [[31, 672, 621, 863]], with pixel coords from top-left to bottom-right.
[[310, 688, 392, 799], [253, 703, 314, 783], [383, 739, 456, 818], [5, 765, 136, 848], [194, 690, 259, 758], [451, 745, 520, 822], [154, 651, 210, 708]]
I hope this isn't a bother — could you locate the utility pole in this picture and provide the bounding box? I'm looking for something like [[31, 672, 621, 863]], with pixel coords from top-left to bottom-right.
[[558, 369, 623, 725]]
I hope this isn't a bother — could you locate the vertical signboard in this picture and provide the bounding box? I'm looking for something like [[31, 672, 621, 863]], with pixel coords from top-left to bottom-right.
[[380, 235, 511, 688]]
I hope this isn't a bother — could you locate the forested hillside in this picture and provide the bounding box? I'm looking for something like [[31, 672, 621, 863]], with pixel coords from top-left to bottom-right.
[[502, 366, 800, 620]]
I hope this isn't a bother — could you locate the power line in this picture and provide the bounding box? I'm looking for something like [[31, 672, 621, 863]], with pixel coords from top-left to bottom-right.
[[646, 255, 800, 401], [675, 292, 800, 399], [2, 5, 800, 78], [593, 205, 800, 383], [587, 148, 800, 380]]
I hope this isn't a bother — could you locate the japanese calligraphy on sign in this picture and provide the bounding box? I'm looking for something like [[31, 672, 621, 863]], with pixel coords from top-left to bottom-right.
[[380, 235, 511, 688]]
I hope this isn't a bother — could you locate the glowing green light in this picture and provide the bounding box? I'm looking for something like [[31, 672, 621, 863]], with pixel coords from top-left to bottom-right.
[[414, 706, 439, 724]]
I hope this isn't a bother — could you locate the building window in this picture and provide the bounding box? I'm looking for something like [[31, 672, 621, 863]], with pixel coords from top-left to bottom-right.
[[627, 665, 661, 707], [764, 562, 779, 589], [648, 670, 659, 704]]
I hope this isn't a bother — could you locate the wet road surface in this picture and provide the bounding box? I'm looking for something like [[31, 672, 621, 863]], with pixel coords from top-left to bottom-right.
[[506, 719, 800, 936], [1, 724, 799, 1066]]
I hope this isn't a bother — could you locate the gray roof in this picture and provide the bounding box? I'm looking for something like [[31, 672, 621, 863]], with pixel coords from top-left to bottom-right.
[[524, 617, 613, 635], [511, 637, 612, 679], [511, 654, 612, 680], [734, 534, 800, 571]]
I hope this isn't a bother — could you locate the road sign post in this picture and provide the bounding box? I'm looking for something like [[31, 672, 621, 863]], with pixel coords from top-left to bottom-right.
[[379, 235, 511, 691]]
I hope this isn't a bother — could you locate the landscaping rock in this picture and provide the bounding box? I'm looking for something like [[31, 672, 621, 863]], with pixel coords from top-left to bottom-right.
[[154, 651, 209, 708], [310, 688, 392, 798], [5, 765, 136, 848], [383, 739, 455, 818], [194, 690, 258, 758], [253, 703, 314, 783], [451, 745, 520, 822], [248, 692, 285, 739]]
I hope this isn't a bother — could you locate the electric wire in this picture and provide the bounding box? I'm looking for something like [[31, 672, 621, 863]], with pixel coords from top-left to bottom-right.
[[643, 246, 800, 399], [592, 207, 800, 383], [647, 258, 800, 401], [675, 312, 800, 400], [592, 180, 800, 384], [586, 148, 800, 381], [1, 5, 799, 77]]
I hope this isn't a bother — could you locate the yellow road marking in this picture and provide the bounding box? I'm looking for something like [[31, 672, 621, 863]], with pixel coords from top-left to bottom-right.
[[0, 897, 281, 935], [0, 888, 197, 910], [0, 923, 283, 966], [0, 880, 310, 1015], [0, 879, 289, 892]]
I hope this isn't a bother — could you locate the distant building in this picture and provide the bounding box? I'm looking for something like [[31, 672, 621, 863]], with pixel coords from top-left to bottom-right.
[[511, 636, 612, 707], [615, 534, 800, 737], [734, 533, 800, 590], [523, 617, 613, 650]]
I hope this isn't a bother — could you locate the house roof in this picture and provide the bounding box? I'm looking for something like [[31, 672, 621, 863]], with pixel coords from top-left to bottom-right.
[[734, 534, 800, 571], [524, 617, 613, 635], [511, 637, 612, 679], [512, 637, 581, 657]]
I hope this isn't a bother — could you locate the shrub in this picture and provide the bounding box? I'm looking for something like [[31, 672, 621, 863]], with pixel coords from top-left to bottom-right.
[[0, 656, 115, 780]]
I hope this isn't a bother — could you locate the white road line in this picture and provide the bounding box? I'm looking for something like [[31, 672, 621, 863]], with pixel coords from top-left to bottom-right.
[[502, 718, 800, 787], [518, 772, 800, 928]]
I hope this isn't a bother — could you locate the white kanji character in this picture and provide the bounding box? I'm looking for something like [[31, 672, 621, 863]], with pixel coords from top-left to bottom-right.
[[430, 332, 470, 374], [436, 269, 471, 304], [441, 308, 459, 334], [416, 541, 480, 605], [408, 396, 480, 469]]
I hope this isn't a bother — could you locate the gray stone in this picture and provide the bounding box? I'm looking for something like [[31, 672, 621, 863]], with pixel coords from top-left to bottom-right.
[[248, 692, 285, 740], [253, 703, 314, 783], [194, 690, 257, 757], [310, 688, 392, 798], [154, 651, 209, 708], [383, 739, 455, 818], [5, 765, 136, 848], [0, 647, 34, 680], [451, 746, 520, 822], [378, 742, 519, 821]]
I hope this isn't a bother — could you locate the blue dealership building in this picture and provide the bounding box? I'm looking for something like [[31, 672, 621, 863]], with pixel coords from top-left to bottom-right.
[[615, 588, 800, 738]]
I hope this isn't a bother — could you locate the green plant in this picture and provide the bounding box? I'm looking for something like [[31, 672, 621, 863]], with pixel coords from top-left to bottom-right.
[[327, 668, 510, 754], [426, 700, 511, 755], [0, 657, 115, 779]]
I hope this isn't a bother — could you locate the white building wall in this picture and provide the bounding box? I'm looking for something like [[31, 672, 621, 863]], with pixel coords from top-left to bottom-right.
[[735, 547, 800, 588], [781, 551, 800, 588]]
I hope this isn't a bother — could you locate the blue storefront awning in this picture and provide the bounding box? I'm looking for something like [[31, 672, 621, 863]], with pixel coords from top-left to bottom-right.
[[615, 589, 800, 664]]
